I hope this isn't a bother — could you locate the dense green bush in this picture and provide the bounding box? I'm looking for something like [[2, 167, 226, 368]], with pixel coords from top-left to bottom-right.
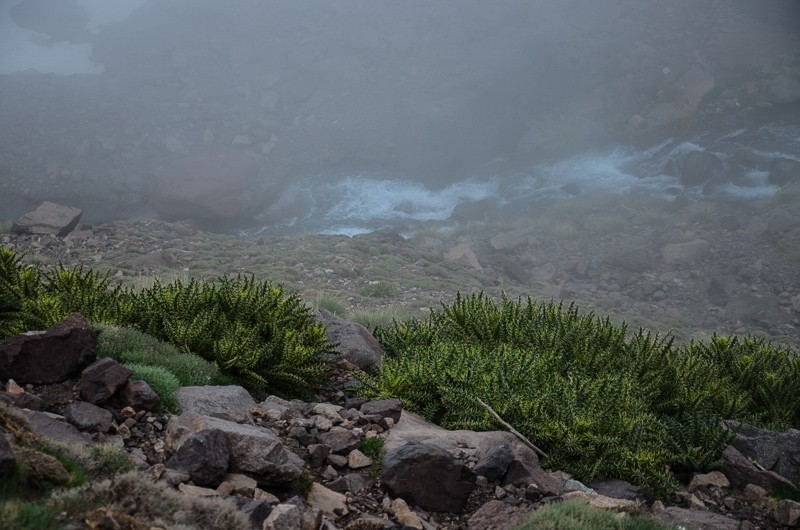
[[514, 499, 676, 530], [357, 293, 800, 494], [95, 323, 220, 387], [0, 248, 333, 400]]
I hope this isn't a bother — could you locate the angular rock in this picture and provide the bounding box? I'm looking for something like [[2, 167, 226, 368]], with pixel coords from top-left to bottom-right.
[[467, 499, 532, 530], [113, 380, 160, 412], [390, 497, 423, 529], [675, 67, 715, 109], [11, 201, 82, 237], [347, 449, 372, 469], [689, 471, 730, 491], [63, 401, 113, 432], [474, 444, 515, 482], [264, 503, 302, 530], [0, 314, 96, 384], [319, 426, 360, 455], [307, 483, 348, 518], [344, 515, 393, 530], [178, 483, 219, 496], [775, 499, 800, 527], [17, 408, 93, 446], [655, 507, 740, 530], [165, 411, 303, 486], [176, 385, 256, 422], [328, 473, 372, 494], [80, 357, 132, 405], [220, 472, 257, 496], [315, 309, 385, 373], [382, 441, 476, 513], [168, 428, 230, 487], [720, 445, 798, 493], [229, 497, 277, 530], [387, 410, 560, 495], [489, 227, 535, 251], [15, 446, 71, 485], [0, 432, 15, 476], [588, 478, 647, 502], [308, 444, 331, 468], [444, 242, 483, 271], [725, 421, 800, 487], [360, 398, 402, 429], [707, 275, 738, 307]]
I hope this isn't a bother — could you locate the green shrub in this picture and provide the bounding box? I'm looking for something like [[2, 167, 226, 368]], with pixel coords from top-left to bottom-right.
[[95, 323, 218, 386], [357, 293, 800, 495], [123, 364, 181, 413], [0, 248, 333, 400], [349, 307, 407, 331], [514, 499, 676, 530], [308, 291, 348, 316]]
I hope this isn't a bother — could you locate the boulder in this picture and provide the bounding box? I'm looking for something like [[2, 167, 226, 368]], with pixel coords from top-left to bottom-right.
[[560, 491, 638, 513], [768, 157, 800, 187], [707, 275, 738, 307], [724, 421, 800, 487], [588, 478, 647, 502], [0, 314, 96, 385], [113, 380, 161, 412], [165, 411, 303, 486], [314, 309, 385, 373], [489, 227, 536, 251], [319, 426, 360, 455], [17, 408, 94, 446], [63, 401, 113, 432], [766, 210, 800, 236], [720, 445, 798, 493], [167, 428, 230, 487], [387, 410, 561, 496], [264, 503, 302, 530], [775, 499, 800, 527], [445, 242, 483, 271], [11, 201, 82, 237], [149, 151, 277, 224], [307, 483, 348, 519], [382, 441, 476, 513], [474, 444, 515, 482], [359, 398, 402, 429], [175, 385, 256, 422], [79, 357, 132, 405], [675, 67, 715, 109]]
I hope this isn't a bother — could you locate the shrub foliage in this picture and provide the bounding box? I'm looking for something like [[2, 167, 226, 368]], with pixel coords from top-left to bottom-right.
[[357, 293, 800, 494], [0, 248, 332, 399]]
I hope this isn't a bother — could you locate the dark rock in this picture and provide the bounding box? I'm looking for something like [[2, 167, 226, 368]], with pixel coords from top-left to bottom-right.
[[11, 201, 82, 237], [0, 314, 96, 385], [768, 157, 800, 186], [175, 385, 256, 422], [0, 389, 45, 410], [168, 428, 230, 487], [588, 478, 647, 502], [501, 259, 530, 284], [165, 412, 304, 487], [319, 426, 361, 455], [474, 444, 515, 482], [467, 499, 532, 530], [678, 150, 725, 187], [113, 380, 161, 412], [327, 473, 372, 494], [307, 444, 331, 468], [230, 497, 279, 529], [724, 420, 800, 487], [382, 441, 476, 513], [720, 445, 798, 493], [327, 454, 348, 468], [360, 398, 402, 429], [0, 432, 15, 476], [63, 401, 113, 432], [80, 357, 132, 405], [315, 309, 385, 373]]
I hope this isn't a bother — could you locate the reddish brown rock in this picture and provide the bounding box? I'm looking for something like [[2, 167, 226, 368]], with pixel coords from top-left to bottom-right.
[[0, 314, 96, 384]]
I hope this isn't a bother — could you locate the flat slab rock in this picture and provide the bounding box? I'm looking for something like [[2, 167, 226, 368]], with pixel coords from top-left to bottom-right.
[[12, 201, 82, 237]]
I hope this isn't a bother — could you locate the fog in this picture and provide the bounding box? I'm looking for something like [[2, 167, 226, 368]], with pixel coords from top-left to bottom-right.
[[1, 0, 800, 337]]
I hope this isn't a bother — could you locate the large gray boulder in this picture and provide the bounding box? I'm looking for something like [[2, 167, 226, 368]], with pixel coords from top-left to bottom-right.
[[11, 201, 82, 237], [0, 314, 96, 385], [720, 445, 798, 493], [315, 309, 385, 373], [724, 421, 800, 487], [165, 411, 303, 487], [382, 441, 476, 513], [386, 410, 561, 496], [176, 385, 256, 421]]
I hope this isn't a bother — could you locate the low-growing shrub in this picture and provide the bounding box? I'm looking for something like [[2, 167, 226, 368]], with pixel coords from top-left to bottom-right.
[[95, 323, 218, 386], [124, 363, 181, 413], [360, 282, 397, 298], [357, 293, 800, 495], [514, 499, 676, 530]]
